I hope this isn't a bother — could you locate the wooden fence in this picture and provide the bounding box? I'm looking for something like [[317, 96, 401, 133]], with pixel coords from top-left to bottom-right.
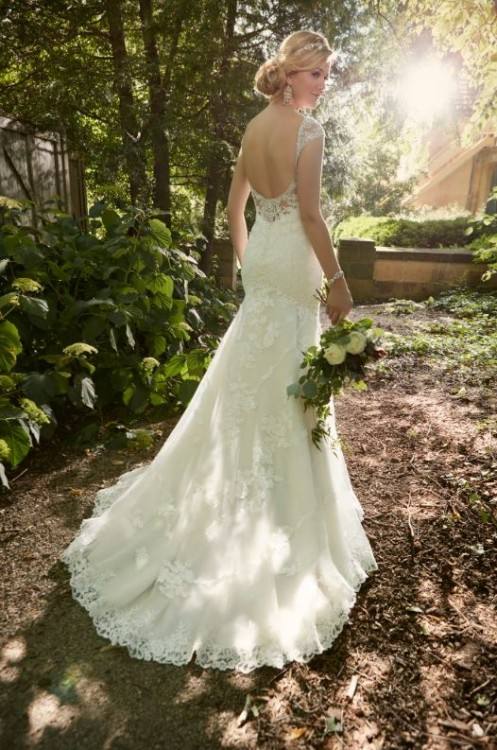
[[0, 113, 86, 223]]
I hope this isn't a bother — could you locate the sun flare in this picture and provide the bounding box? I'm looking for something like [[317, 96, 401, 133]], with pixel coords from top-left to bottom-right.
[[397, 58, 457, 123]]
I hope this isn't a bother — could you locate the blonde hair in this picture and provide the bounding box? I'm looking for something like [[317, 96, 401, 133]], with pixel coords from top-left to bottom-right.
[[254, 30, 334, 100]]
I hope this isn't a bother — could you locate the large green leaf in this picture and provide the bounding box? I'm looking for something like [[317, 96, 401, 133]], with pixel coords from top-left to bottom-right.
[[102, 208, 121, 232], [0, 320, 22, 372], [82, 316, 108, 341], [146, 274, 174, 297], [80, 376, 97, 409], [161, 354, 186, 377], [148, 219, 171, 248], [0, 422, 31, 468], [22, 371, 70, 402]]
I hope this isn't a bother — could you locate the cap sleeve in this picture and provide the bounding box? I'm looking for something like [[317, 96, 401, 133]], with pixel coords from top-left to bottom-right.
[[296, 116, 325, 160]]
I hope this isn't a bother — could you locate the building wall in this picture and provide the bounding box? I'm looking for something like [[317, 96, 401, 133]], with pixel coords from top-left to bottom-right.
[[410, 158, 473, 211], [406, 124, 497, 214]]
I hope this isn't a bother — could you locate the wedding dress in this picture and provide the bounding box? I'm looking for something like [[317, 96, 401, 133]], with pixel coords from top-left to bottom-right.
[[61, 112, 378, 673]]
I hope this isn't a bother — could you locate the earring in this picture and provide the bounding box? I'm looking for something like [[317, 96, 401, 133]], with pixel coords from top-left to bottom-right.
[[283, 83, 293, 105]]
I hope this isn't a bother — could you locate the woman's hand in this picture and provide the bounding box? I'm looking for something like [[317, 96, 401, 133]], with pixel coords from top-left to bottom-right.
[[326, 278, 354, 325]]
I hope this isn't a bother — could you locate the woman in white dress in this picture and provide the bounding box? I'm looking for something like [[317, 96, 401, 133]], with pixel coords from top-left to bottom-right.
[[62, 29, 378, 674]]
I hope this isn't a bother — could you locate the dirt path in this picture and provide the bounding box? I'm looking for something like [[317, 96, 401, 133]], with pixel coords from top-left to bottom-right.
[[1, 304, 496, 749]]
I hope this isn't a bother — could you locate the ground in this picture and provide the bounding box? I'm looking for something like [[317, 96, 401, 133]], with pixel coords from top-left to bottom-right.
[[0, 301, 496, 750]]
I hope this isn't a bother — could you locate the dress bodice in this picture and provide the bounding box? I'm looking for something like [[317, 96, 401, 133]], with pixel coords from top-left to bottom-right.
[[250, 114, 325, 223]]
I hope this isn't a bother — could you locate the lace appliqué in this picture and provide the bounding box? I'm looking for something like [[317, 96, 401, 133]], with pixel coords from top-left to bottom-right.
[[157, 560, 196, 598], [135, 547, 150, 570], [223, 292, 314, 446], [155, 491, 177, 537], [235, 442, 283, 516], [251, 182, 299, 223], [269, 527, 298, 575], [92, 463, 148, 517], [250, 114, 325, 223]]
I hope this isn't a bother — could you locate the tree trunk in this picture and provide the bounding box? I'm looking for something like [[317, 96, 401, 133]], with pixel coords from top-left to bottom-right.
[[199, 0, 237, 274], [105, 0, 147, 205], [138, 0, 171, 225]]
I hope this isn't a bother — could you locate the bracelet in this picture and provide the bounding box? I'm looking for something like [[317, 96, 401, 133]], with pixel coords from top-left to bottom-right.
[[326, 269, 344, 286]]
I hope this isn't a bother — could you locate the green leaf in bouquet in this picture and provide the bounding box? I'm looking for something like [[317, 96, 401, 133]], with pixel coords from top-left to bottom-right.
[[286, 382, 301, 397], [302, 381, 318, 399]]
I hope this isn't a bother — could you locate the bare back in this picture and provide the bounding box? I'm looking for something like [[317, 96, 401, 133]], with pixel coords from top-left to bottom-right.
[[241, 107, 305, 199]]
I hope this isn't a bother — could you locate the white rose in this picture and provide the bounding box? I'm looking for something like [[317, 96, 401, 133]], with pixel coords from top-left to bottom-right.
[[324, 343, 347, 365], [345, 331, 367, 355]]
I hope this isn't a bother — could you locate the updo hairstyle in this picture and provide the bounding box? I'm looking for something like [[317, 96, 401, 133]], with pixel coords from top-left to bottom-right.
[[254, 30, 334, 101]]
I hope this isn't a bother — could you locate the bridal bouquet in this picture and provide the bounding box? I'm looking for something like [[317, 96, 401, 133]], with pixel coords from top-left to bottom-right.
[[286, 318, 386, 448]]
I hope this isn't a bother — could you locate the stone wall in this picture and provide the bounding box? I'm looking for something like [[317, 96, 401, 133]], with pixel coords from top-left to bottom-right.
[[338, 238, 497, 302], [210, 235, 497, 301]]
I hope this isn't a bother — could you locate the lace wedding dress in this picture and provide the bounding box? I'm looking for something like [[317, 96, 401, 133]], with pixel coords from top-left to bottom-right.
[[62, 112, 378, 673]]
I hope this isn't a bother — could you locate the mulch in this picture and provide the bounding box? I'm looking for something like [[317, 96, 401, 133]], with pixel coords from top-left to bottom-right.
[[0, 302, 495, 750]]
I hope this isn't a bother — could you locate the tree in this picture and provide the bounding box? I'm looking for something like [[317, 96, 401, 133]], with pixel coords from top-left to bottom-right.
[[0, 0, 410, 267], [390, 0, 497, 132], [106, 0, 148, 204]]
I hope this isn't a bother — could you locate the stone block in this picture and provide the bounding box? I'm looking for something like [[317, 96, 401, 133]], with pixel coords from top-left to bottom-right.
[[338, 238, 376, 278]]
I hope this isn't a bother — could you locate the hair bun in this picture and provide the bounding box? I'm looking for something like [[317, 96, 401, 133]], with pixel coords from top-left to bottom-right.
[[254, 57, 285, 98]]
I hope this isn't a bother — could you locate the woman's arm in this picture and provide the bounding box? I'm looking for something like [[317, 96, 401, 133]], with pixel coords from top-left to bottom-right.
[[227, 145, 251, 266], [296, 134, 353, 324], [295, 136, 342, 279]]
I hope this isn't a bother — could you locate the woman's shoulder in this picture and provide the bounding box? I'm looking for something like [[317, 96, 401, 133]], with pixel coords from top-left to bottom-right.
[[241, 109, 324, 149], [300, 112, 325, 139]]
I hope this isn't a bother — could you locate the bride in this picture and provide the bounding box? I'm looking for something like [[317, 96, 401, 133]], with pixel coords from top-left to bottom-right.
[[61, 29, 378, 673]]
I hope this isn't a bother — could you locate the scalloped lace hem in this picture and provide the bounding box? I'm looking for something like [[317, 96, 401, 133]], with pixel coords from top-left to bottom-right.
[[63, 551, 377, 673]]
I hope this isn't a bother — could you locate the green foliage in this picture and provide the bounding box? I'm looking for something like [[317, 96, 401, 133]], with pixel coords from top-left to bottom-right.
[[381, 299, 426, 316], [324, 101, 418, 223], [466, 189, 497, 281], [385, 289, 497, 385], [0, 202, 239, 485], [403, 0, 497, 131], [334, 214, 474, 248]]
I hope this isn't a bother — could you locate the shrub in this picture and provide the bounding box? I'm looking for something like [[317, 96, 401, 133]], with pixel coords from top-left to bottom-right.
[[0, 202, 239, 485], [334, 215, 474, 248], [466, 188, 497, 282]]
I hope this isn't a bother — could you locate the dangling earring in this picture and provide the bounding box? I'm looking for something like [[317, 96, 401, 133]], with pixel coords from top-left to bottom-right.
[[283, 83, 293, 105]]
